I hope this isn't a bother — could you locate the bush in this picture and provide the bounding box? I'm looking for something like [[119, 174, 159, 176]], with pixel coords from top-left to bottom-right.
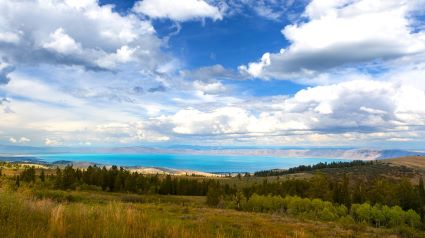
[[240, 194, 422, 229], [34, 190, 80, 203]]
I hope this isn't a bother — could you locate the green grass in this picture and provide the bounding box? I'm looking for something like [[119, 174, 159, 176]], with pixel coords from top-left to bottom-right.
[[2, 161, 425, 238], [1, 180, 423, 238]]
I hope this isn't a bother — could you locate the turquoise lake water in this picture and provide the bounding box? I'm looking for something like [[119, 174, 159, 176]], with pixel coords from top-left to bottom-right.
[[35, 153, 347, 173]]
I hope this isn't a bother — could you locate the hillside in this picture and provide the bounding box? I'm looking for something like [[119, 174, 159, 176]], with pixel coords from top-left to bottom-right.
[[1, 158, 425, 237], [384, 156, 425, 170], [0, 188, 411, 238]]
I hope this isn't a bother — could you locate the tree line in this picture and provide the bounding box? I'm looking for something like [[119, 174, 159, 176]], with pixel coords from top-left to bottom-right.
[[15, 164, 425, 228], [16, 165, 214, 196], [254, 160, 374, 176], [229, 193, 422, 229]]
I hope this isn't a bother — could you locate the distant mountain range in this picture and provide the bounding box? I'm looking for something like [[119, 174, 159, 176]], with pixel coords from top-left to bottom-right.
[[0, 144, 424, 161]]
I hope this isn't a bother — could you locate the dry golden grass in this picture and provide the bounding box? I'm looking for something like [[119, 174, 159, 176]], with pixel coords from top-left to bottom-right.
[[0, 189, 417, 238], [385, 156, 425, 170]]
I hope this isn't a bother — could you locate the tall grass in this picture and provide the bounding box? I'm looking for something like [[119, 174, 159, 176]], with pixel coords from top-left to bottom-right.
[[0, 192, 53, 237], [0, 189, 422, 238]]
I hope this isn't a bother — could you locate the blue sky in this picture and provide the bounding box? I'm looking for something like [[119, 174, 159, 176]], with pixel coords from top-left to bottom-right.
[[0, 0, 425, 149]]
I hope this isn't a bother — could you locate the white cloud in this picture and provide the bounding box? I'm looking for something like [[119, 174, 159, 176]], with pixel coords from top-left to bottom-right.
[[45, 138, 60, 146], [0, 31, 20, 44], [42, 28, 82, 54], [167, 107, 254, 134], [6, 136, 29, 144], [193, 80, 226, 95], [95, 45, 137, 68], [159, 79, 425, 144], [0, 0, 167, 71], [133, 0, 223, 21], [0, 0, 424, 147], [238, 52, 271, 78], [19, 137, 30, 143], [240, 0, 425, 80]]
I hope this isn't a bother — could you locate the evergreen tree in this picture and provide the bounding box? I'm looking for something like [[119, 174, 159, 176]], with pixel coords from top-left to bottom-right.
[[20, 167, 36, 183], [54, 167, 63, 189], [15, 175, 20, 188], [206, 182, 223, 207], [418, 177, 425, 218], [62, 165, 77, 189], [40, 170, 45, 183]]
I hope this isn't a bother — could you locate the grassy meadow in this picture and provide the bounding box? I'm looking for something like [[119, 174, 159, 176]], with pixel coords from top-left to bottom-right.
[[0, 186, 415, 238], [1, 159, 425, 238]]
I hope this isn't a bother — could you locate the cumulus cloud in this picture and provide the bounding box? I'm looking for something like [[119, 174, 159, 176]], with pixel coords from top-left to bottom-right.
[[8, 137, 30, 144], [1, 0, 424, 147], [179, 64, 249, 95], [0, 0, 167, 71], [0, 31, 20, 44], [133, 0, 223, 21], [193, 80, 226, 95], [95, 122, 169, 143], [44, 138, 60, 146], [19, 137, 31, 143], [160, 79, 425, 143], [239, 0, 425, 80], [42, 28, 82, 55]]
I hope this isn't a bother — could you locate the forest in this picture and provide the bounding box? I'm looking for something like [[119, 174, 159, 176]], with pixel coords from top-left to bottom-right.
[[10, 163, 425, 233], [254, 160, 375, 176]]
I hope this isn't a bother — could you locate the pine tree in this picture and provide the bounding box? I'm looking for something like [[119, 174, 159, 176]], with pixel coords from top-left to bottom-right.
[[417, 177, 425, 218], [21, 167, 36, 183], [54, 167, 63, 189], [15, 175, 20, 188], [341, 175, 351, 207], [40, 170, 45, 183], [206, 182, 223, 207]]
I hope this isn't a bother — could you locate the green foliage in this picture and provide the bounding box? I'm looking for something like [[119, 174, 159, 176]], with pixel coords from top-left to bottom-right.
[[241, 193, 421, 229], [50, 165, 212, 196], [254, 160, 374, 176], [350, 203, 421, 228], [1, 190, 414, 238], [40, 170, 45, 182], [206, 181, 223, 207], [20, 167, 36, 183], [10, 164, 425, 233]]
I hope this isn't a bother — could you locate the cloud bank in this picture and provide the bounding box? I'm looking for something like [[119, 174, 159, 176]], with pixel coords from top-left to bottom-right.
[[0, 0, 424, 148]]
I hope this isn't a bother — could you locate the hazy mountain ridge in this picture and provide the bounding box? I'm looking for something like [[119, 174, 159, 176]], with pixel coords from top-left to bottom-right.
[[1, 144, 424, 161]]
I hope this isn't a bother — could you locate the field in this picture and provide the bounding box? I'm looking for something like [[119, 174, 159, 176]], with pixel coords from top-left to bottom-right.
[[0, 186, 416, 238], [1, 157, 425, 237], [293, 157, 425, 183], [385, 156, 425, 170]]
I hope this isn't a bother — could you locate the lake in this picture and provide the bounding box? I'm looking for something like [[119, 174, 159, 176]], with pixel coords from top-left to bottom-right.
[[35, 153, 348, 173]]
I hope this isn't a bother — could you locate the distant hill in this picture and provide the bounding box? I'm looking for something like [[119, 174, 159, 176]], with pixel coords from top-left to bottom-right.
[[376, 150, 425, 160], [383, 156, 425, 170], [1, 144, 424, 161]]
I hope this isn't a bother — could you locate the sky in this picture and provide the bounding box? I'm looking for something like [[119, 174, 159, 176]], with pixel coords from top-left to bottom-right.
[[0, 0, 425, 149]]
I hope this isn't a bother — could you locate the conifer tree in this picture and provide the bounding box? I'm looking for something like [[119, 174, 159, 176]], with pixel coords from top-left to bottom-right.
[[15, 175, 20, 188], [40, 170, 45, 183]]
